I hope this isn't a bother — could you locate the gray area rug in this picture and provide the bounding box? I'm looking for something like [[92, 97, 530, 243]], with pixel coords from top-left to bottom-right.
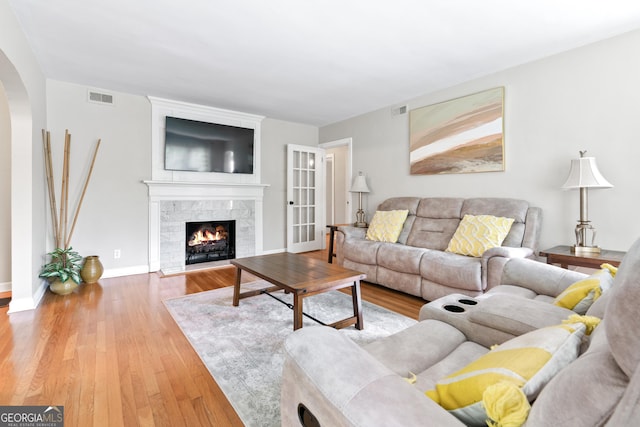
[[164, 281, 417, 426]]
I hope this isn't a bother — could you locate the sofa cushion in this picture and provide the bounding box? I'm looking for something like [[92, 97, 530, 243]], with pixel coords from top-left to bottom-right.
[[377, 243, 424, 294], [407, 217, 461, 250], [377, 197, 421, 215], [421, 251, 483, 292], [378, 243, 424, 274], [445, 214, 515, 257], [342, 238, 381, 265], [553, 265, 615, 314], [366, 209, 409, 243], [526, 321, 628, 426], [376, 198, 420, 244], [406, 198, 464, 250], [461, 198, 529, 247], [416, 342, 489, 393], [468, 295, 575, 337], [605, 237, 640, 377], [364, 320, 469, 378], [427, 322, 586, 425]]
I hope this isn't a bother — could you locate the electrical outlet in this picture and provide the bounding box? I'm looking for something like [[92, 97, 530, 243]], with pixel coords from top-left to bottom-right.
[[114, 249, 121, 259]]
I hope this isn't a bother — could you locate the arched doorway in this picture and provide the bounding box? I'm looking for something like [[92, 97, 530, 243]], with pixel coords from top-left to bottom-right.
[[0, 49, 38, 312]]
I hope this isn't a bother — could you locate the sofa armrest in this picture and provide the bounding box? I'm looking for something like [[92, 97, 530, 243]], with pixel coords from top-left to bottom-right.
[[497, 257, 587, 297], [483, 246, 534, 260], [338, 225, 367, 240], [281, 326, 464, 427], [335, 226, 368, 265], [481, 246, 534, 290]]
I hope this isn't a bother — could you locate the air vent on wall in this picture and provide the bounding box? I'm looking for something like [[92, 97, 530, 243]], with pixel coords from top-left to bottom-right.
[[87, 90, 114, 105], [392, 105, 407, 115]]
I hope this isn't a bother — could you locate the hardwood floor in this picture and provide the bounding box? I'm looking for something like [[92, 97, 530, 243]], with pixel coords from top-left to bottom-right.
[[0, 246, 425, 426]]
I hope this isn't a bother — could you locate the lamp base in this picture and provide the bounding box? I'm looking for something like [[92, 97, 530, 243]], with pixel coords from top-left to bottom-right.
[[354, 208, 368, 228], [571, 245, 601, 254]]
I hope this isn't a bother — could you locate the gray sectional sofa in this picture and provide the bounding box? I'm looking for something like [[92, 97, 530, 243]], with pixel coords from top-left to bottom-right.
[[335, 197, 542, 301], [281, 238, 640, 427]]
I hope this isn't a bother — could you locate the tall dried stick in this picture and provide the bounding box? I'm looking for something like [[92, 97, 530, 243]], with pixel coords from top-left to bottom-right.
[[59, 130, 70, 248], [64, 131, 70, 247], [42, 130, 60, 246], [65, 139, 101, 247]]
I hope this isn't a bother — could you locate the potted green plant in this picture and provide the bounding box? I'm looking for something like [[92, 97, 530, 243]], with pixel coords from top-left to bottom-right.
[[39, 247, 83, 295]]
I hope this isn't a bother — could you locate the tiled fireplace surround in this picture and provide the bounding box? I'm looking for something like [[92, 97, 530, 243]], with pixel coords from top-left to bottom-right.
[[145, 97, 267, 274], [145, 181, 266, 274]]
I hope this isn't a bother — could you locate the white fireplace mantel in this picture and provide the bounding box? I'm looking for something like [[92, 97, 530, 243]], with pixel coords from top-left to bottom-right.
[[144, 180, 269, 199]]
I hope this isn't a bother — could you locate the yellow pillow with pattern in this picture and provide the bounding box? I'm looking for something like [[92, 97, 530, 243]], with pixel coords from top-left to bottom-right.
[[553, 264, 616, 314], [365, 210, 409, 243], [426, 322, 585, 425], [446, 214, 515, 257]]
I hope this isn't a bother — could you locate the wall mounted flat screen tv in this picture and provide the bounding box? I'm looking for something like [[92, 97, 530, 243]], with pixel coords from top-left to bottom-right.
[[164, 116, 255, 174]]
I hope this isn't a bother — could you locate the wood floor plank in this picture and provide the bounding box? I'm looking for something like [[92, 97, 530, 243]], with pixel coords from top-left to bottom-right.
[[0, 243, 425, 426]]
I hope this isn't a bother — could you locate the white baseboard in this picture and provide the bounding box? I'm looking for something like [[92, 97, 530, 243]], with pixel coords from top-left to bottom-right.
[[102, 265, 149, 278], [8, 279, 48, 313], [0, 281, 11, 293], [260, 248, 286, 255]]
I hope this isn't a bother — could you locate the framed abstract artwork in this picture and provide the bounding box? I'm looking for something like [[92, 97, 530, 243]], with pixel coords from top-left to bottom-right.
[[409, 87, 504, 175]]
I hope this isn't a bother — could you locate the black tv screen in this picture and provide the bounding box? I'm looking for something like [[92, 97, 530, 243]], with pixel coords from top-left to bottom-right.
[[164, 116, 254, 174]]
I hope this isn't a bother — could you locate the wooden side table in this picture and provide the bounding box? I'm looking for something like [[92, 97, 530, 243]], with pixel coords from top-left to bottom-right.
[[326, 224, 354, 263], [539, 245, 626, 269]]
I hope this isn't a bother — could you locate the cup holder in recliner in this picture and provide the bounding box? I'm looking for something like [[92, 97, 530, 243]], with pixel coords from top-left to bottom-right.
[[458, 298, 478, 306], [443, 304, 465, 313]]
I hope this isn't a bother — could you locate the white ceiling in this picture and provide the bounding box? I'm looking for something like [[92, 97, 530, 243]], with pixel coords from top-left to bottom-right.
[[8, 0, 640, 126]]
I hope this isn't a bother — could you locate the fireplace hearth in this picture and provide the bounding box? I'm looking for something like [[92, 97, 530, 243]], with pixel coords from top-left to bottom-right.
[[185, 220, 236, 265]]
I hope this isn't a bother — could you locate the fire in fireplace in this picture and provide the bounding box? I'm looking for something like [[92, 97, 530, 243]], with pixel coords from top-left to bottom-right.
[[185, 220, 236, 265]]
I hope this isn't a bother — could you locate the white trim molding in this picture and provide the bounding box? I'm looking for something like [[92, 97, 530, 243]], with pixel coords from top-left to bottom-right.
[[148, 96, 264, 185]]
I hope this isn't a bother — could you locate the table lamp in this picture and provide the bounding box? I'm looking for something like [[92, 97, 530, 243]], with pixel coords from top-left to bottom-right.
[[561, 150, 613, 253], [350, 172, 370, 228]]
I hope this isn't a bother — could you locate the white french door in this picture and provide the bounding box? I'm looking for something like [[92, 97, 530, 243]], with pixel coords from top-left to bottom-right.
[[287, 144, 325, 253]]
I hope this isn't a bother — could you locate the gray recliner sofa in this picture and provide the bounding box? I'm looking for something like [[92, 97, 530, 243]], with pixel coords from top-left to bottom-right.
[[335, 197, 542, 301], [281, 237, 640, 426]]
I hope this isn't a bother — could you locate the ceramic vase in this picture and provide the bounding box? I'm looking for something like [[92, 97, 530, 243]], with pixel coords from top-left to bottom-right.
[[49, 278, 79, 295], [81, 255, 104, 284]]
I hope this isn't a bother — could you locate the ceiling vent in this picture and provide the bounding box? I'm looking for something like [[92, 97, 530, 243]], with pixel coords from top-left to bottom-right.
[[87, 90, 114, 105]]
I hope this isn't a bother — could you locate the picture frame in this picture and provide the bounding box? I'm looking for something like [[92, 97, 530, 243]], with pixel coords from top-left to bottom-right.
[[409, 87, 505, 175]]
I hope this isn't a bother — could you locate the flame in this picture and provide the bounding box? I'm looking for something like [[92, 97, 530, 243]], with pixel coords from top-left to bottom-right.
[[188, 229, 222, 246]]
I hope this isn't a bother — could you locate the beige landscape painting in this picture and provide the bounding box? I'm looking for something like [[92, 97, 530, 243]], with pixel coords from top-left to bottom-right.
[[409, 87, 504, 175]]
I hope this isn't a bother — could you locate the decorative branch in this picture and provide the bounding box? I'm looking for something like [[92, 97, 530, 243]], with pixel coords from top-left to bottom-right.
[[42, 130, 60, 247], [65, 139, 101, 247], [42, 129, 101, 249]]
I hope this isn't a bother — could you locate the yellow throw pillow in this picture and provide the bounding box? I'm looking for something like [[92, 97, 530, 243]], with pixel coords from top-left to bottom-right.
[[365, 210, 409, 243], [446, 214, 515, 257], [553, 264, 615, 314], [426, 322, 585, 425]]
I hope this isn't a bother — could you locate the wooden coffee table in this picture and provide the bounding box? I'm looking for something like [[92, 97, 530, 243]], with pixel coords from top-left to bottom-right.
[[231, 252, 366, 330]]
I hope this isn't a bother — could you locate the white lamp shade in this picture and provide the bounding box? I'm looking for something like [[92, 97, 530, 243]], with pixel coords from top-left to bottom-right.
[[350, 174, 370, 193], [562, 157, 613, 189]]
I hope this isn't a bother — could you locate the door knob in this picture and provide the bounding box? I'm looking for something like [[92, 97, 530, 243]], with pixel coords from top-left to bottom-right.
[[289, 201, 294, 205]]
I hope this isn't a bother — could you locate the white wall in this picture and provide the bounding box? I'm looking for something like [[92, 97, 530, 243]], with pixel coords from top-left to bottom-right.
[[1, 0, 47, 311], [46, 80, 152, 274], [45, 82, 318, 266], [261, 119, 318, 252], [320, 29, 640, 252], [0, 83, 10, 288]]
